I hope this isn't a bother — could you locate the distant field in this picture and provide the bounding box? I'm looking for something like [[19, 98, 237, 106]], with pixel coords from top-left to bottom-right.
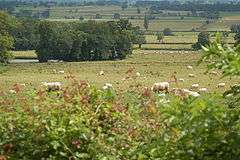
[[130, 19, 204, 31], [220, 11, 240, 19], [145, 34, 197, 44], [204, 19, 240, 31], [16, 6, 197, 19], [15, 5, 240, 32], [13, 50, 37, 59], [136, 44, 193, 50], [2, 50, 238, 93], [5, 5, 238, 92], [145, 33, 235, 44]]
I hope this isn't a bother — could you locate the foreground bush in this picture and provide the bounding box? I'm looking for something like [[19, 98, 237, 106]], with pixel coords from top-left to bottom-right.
[[1, 37, 240, 159], [138, 96, 240, 159], [0, 80, 240, 159]]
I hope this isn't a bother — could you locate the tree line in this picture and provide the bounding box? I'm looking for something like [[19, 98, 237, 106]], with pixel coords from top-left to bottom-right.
[[0, 11, 140, 63], [231, 24, 240, 44], [137, 1, 240, 12], [36, 20, 136, 62]]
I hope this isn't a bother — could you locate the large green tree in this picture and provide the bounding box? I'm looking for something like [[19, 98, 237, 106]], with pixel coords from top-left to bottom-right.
[[235, 31, 240, 45], [0, 34, 14, 63], [144, 15, 149, 31], [163, 28, 173, 36], [36, 21, 57, 62], [0, 11, 18, 63], [230, 24, 240, 45], [36, 20, 135, 62], [156, 32, 164, 43], [134, 35, 146, 48], [13, 18, 39, 51], [0, 11, 19, 35], [192, 31, 210, 50]]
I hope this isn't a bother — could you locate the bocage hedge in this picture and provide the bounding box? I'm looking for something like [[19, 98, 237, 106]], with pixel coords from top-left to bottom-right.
[[36, 20, 136, 62]]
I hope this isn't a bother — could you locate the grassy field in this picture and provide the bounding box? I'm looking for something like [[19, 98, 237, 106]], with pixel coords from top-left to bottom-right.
[[15, 5, 240, 32], [145, 33, 235, 44], [16, 6, 195, 19], [145, 34, 198, 44], [3, 6, 239, 93], [1, 50, 238, 93], [13, 50, 38, 59], [137, 44, 193, 50], [131, 19, 204, 31], [48, 18, 239, 32]]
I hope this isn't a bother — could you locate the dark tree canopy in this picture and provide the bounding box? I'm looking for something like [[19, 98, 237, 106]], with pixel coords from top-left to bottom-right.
[[36, 20, 135, 62], [144, 15, 149, 30], [163, 28, 173, 36], [192, 31, 210, 50], [231, 24, 240, 45]]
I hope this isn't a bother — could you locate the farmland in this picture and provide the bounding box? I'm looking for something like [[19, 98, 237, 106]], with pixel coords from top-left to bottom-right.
[[14, 5, 240, 32], [1, 50, 238, 93], [1, 1, 240, 159]]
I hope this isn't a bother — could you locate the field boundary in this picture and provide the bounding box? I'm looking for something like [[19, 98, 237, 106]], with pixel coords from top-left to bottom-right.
[[141, 48, 194, 51]]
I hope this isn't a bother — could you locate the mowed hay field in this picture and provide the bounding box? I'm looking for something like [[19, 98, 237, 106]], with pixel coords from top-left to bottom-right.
[[1, 50, 239, 93]]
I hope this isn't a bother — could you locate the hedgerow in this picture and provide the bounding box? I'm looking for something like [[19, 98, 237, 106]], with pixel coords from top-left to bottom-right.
[[0, 78, 240, 159], [0, 32, 240, 160]]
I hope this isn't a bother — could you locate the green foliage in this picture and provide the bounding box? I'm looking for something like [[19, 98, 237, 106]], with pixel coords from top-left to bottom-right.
[[95, 14, 102, 19], [224, 84, 240, 108], [235, 31, 240, 45], [0, 11, 19, 36], [121, 1, 128, 11], [134, 35, 146, 48], [163, 28, 173, 36], [144, 15, 149, 31], [201, 36, 240, 77], [201, 36, 240, 109], [230, 24, 240, 45], [0, 63, 8, 74], [0, 34, 14, 63], [79, 16, 84, 21], [13, 18, 40, 51], [113, 13, 120, 19], [201, 11, 220, 19], [0, 11, 16, 63], [0, 80, 155, 159], [0, 11, 39, 51], [140, 96, 240, 160], [156, 32, 164, 43], [137, 7, 141, 14], [0, 81, 240, 159], [36, 20, 134, 62], [192, 31, 210, 50]]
